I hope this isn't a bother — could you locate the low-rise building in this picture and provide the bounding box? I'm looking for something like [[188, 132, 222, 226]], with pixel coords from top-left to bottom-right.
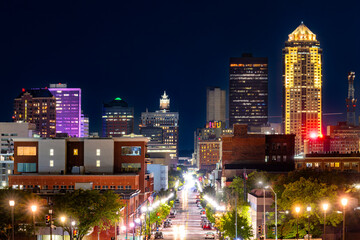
[[147, 164, 168, 192]]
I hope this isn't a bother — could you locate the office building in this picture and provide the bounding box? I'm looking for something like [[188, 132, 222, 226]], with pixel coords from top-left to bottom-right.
[[283, 23, 323, 154], [49, 83, 82, 137], [229, 53, 268, 130], [80, 113, 89, 137], [140, 92, 179, 164], [0, 122, 35, 154], [102, 97, 134, 137], [197, 139, 222, 171], [13, 88, 56, 138], [147, 164, 168, 191], [206, 87, 226, 123]]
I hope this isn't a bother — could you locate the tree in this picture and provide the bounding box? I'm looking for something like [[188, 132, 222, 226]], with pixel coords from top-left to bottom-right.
[[0, 189, 41, 240], [276, 177, 342, 238], [53, 190, 124, 240], [218, 210, 252, 240]]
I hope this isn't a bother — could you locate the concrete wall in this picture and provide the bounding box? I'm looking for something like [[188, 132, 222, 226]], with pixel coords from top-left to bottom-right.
[[84, 138, 114, 173], [147, 164, 168, 191], [38, 139, 66, 173]]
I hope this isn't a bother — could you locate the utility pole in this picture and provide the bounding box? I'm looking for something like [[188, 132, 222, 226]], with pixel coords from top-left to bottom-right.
[[235, 193, 238, 240], [263, 189, 266, 240]]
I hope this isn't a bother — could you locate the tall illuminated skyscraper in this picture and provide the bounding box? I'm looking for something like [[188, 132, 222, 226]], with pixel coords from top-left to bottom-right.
[[283, 22, 323, 154], [229, 54, 268, 130]]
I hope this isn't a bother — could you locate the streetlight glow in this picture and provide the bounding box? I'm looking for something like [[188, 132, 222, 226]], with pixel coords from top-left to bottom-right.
[[60, 216, 66, 223], [71, 221, 76, 226], [141, 206, 147, 212], [135, 218, 141, 224], [322, 203, 329, 211], [129, 222, 135, 228], [307, 206, 311, 212], [295, 206, 301, 213], [341, 198, 348, 207], [31, 205, 37, 213], [9, 200, 15, 207]]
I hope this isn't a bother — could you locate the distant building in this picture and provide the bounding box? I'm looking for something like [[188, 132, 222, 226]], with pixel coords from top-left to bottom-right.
[[0, 122, 35, 154], [304, 135, 360, 154], [197, 139, 222, 171], [229, 53, 268, 131], [147, 164, 168, 191], [140, 92, 179, 164], [80, 113, 89, 137], [260, 123, 282, 135], [282, 23, 323, 154], [13, 88, 56, 138], [102, 97, 134, 137], [206, 87, 226, 124], [49, 83, 82, 137], [222, 124, 295, 185], [296, 153, 360, 172]]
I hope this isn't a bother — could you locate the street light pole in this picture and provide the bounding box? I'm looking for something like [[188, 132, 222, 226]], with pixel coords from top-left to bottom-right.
[[60, 216, 66, 240], [31, 205, 37, 240], [341, 198, 348, 240], [265, 186, 277, 240], [9, 200, 15, 240], [263, 188, 266, 240], [295, 206, 300, 240], [322, 203, 329, 240], [306, 206, 311, 240]]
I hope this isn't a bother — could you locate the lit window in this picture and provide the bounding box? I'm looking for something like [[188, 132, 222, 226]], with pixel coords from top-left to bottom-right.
[[50, 160, 54, 167], [50, 149, 54, 156], [96, 160, 101, 167], [96, 149, 101, 156], [17, 146, 36, 156], [73, 149, 78, 156]]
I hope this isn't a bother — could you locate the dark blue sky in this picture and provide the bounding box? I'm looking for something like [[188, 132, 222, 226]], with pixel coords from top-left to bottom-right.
[[0, 1, 359, 152]]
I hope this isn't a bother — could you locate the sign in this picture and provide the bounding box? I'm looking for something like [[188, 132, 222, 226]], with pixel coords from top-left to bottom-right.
[[148, 196, 154, 204]]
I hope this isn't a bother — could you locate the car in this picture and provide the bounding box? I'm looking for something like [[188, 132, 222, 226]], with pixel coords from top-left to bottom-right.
[[154, 232, 164, 239], [203, 224, 212, 230], [175, 198, 180, 203], [205, 232, 215, 239], [163, 222, 171, 228], [169, 212, 176, 218], [165, 219, 172, 225]]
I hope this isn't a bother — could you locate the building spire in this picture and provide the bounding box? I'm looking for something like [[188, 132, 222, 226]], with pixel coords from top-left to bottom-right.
[[160, 91, 170, 111]]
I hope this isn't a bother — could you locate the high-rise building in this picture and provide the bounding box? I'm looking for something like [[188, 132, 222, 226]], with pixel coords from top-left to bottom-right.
[[102, 97, 134, 137], [80, 113, 89, 137], [206, 87, 226, 124], [140, 92, 179, 166], [13, 88, 56, 138], [282, 23, 323, 154], [49, 83, 82, 137], [229, 53, 268, 130]]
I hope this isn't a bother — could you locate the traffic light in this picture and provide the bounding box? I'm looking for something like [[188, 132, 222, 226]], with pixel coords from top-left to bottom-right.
[[45, 215, 50, 225], [258, 225, 262, 234], [272, 227, 275, 235], [156, 212, 160, 218], [73, 229, 78, 238]]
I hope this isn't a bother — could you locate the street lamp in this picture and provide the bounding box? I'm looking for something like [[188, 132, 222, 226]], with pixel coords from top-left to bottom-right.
[[258, 181, 266, 240], [306, 206, 311, 240], [31, 205, 37, 239], [295, 206, 301, 240], [71, 220, 76, 240], [60, 216, 66, 240], [130, 222, 135, 240], [265, 185, 277, 240], [9, 200, 15, 240], [341, 198, 348, 240], [322, 203, 329, 240]]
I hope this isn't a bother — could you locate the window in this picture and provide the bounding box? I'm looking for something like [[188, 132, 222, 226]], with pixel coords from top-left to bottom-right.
[[53, 185, 59, 190], [122, 163, 141, 169], [335, 162, 340, 168], [306, 163, 312, 168], [50, 160, 54, 167], [102, 186, 108, 189], [110, 186, 116, 189], [117, 186, 123, 190], [17, 163, 36, 172], [43, 185, 48, 189], [17, 146, 36, 156], [73, 149, 78, 156], [68, 185, 74, 190], [95, 185, 101, 190], [96, 149, 101, 156], [61, 185, 67, 189], [50, 149, 54, 156], [125, 185, 131, 190], [96, 160, 101, 167], [121, 146, 141, 156]]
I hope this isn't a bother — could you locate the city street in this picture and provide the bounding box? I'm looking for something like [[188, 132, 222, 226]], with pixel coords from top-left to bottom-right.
[[160, 187, 217, 240]]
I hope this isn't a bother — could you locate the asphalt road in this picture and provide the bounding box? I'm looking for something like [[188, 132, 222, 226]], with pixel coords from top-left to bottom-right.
[[160, 187, 217, 240]]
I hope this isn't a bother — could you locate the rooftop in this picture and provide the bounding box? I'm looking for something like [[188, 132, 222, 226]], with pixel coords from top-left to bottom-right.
[[288, 22, 317, 42]]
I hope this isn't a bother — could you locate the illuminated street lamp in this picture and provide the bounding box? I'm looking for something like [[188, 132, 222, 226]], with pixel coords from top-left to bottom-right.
[[306, 206, 311, 240], [295, 206, 301, 240], [31, 205, 37, 239], [9, 200, 15, 240], [341, 198, 348, 240], [322, 203, 329, 240]]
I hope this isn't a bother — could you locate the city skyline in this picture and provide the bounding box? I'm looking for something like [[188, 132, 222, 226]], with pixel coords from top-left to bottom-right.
[[1, 1, 359, 152]]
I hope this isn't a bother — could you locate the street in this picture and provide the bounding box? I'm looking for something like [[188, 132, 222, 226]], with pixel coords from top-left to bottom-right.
[[160, 187, 217, 240]]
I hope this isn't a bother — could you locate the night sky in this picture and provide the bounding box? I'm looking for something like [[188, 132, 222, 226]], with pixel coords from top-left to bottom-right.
[[0, 1, 359, 154]]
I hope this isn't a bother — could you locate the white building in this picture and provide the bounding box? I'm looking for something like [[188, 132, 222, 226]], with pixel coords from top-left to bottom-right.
[[147, 164, 168, 192]]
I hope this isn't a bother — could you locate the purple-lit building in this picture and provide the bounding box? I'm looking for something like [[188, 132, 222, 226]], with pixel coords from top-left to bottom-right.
[[49, 83, 81, 137]]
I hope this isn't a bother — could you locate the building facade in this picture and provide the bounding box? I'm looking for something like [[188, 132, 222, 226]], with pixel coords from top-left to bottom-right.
[[197, 140, 222, 171], [206, 87, 226, 124], [282, 23, 323, 154], [13, 88, 56, 138], [102, 98, 134, 137], [229, 53, 268, 130], [140, 92, 179, 161], [147, 164, 168, 192], [49, 83, 82, 137]]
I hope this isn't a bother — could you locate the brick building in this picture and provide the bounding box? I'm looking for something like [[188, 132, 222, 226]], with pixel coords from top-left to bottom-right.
[[197, 139, 222, 171]]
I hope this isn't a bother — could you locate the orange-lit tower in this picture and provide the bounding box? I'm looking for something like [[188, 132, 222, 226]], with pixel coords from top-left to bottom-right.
[[346, 72, 356, 126], [282, 22, 322, 154]]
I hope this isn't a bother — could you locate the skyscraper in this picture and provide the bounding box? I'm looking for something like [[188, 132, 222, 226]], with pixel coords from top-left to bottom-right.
[[49, 83, 82, 137], [282, 22, 323, 154], [102, 97, 134, 137], [13, 88, 56, 138], [206, 87, 226, 124], [229, 53, 268, 130]]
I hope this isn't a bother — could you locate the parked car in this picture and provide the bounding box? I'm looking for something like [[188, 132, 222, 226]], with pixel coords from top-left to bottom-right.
[[163, 222, 171, 228], [155, 232, 164, 239], [165, 219, 172, 225], [203, 224, 212, 230], [205, 232, 215, 239]]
